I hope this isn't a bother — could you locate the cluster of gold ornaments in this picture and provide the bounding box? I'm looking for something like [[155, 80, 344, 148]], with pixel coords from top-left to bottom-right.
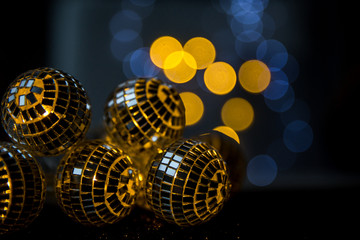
[[0, 67, 233, 234]]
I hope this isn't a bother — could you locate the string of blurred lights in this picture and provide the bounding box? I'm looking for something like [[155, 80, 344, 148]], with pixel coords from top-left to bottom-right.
[[108, 0, 313, 188]]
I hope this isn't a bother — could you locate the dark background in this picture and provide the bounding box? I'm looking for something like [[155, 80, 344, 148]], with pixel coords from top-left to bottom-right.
[[1, 0, 359, 238]]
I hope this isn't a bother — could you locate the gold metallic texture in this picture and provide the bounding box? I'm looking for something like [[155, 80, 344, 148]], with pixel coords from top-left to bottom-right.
[[1, 67, 91, 156], [104, 78, 185, 170], [145, 138, 231, 226], [55, 139, 140, 226], [0, 142, 46, 234]]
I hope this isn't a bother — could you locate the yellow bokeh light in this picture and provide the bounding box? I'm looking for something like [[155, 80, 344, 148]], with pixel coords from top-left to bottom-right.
[[179, 92, 204, 126], [238, 60, 271, 93], [184, 37, 216, 69], [221, 98, 254, 131], [150, 36, 183, 69], [213, 126, 240, 144], [204, 62, 236, 95], [164, 51, 197, 84]]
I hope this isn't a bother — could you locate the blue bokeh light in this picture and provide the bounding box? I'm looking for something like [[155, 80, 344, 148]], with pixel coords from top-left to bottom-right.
[[247, 154, 278, 187], [283, 120, 313, 153], [264, 85, 295, 112], [109, 10, 142, 37], [263, 70, 289, 100], [110, 35, 143, 61], [113, 29, 139, 42], [130, 47, 160, 77], [230, 17, 263, 43], [256, 39, 288, 71]]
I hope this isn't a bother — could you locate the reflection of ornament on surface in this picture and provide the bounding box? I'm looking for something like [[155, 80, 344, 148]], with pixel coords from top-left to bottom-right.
[[1, 67, 91, 156], [0, 142, 46, 235], [196, 131, 247, 193], [145, 138, 231, 226], [104, 78, 185, 170], [55, 139, 140, 226]]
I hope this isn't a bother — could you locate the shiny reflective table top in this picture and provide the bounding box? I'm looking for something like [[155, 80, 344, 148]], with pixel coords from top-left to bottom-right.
[[2, 188, 356, 240]]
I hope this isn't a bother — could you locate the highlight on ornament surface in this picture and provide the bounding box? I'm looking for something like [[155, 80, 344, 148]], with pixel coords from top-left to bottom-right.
[[0, 142, 46, 235], [104, 77, 185, 170], [196, 129, 246, 193], [1, 67, 91, 156], [55, 139, 140, 226], [145, 138, 231, 226]]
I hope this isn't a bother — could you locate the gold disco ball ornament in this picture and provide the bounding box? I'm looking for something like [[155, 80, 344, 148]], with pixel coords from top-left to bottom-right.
[[197, 131, 247, 193], [145, 139, 231, 227], [1, 67, 91, 156], [104, 78, 185, 170], [55, 139, 140, 226], [0, 142, 46, 235]]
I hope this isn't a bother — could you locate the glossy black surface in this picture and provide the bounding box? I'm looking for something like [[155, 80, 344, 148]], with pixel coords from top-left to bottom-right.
[[1, 188, 357, 239]]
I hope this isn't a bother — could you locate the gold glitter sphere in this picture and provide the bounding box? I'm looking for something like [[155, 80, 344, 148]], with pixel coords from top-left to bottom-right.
[[55, 139, 140, 226], [104, 78, 185, 169], [0, 142, 46, 235], [197, 131, 247, 193], [145, 139, 231, 226], [1, 67, 91, 156]]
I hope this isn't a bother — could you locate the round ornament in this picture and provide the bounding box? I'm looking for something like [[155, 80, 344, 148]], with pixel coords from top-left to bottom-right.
[[145, 138, 231, 226], [0, 142, 46, 234], [55, 139, 140, 226], [1, 67, 91, 156], [104, 78, 185, 170]]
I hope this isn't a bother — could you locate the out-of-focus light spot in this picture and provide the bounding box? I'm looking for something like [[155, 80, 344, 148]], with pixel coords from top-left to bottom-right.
[[230, 0, 268, 23], [239, 60, 271, 93], [232, 10, 262, 25], [256, 39, 288, 71], [129, 0, 156, 7], [264, 85, 295, 112], [247, 154, 277, 187], [267, 138, 296, 171], [263, 79, 288, 100], [183, 37, 216, 69], [130, 47, 160, 77], [283, 54, 300, 83], [113, 29, 139, 42], [221, 97, 254, 131], [230, 17, 263, 43], [150, 36, 183, 69], [283, 120, 313, 153], [231, 0, 269, 14], [164, 51, 197, 84], [280, 99, 311, 126], [262, 70, 288, 100], [109, 10, 142, 36], [204, 62, 236, 95], [111, 35, 143, 61], [179, 92, 204, 126], [213, 125, 240, 144]]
